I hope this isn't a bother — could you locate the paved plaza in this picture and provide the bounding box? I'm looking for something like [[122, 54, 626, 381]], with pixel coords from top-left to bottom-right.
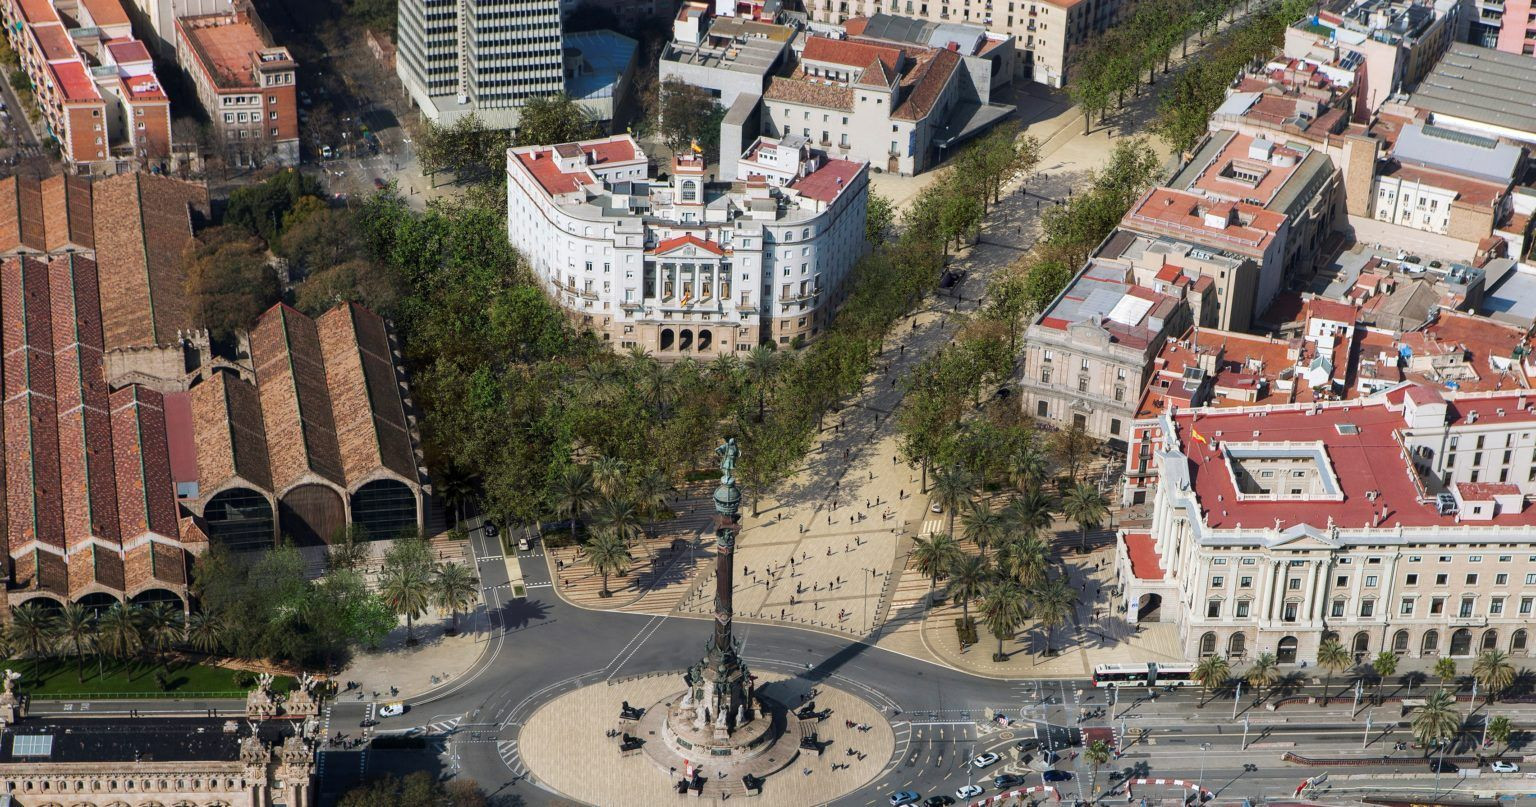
[[518, 673, 895, 806]]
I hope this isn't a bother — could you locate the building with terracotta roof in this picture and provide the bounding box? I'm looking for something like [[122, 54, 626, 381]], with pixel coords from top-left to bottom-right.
[[810, 0, 1124, 88], [1119, 380, 1536, 665], [175, 9, 298, 167], [1019, 260, 1194, 447], [1284, 0, 1462, 113], [1115, 188, 1292, 332], [506, 134, 869, 355], [759, 33, 1012, 176], [0, 0, 171, 168]]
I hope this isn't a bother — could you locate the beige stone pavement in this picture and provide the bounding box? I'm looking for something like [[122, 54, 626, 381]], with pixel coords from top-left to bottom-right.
[[519, 673, 894, 807]]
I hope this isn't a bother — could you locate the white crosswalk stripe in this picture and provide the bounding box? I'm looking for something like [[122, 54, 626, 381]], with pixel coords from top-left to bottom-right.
[[921, 518, 944, 536], [424, 717, 462, 735]]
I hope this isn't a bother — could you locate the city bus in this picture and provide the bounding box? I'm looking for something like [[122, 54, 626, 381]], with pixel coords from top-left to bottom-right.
[[1091, 662, 1197, 687]]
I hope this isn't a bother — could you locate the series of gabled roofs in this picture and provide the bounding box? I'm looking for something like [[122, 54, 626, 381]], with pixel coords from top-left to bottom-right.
[[1, 173, 422, 609]]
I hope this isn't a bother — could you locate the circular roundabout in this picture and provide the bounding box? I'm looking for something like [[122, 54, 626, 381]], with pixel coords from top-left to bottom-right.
[[518, 671, 895, 806]]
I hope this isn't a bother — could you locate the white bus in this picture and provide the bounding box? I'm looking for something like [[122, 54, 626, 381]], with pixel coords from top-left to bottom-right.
[[1091, 662, 1197, 687]]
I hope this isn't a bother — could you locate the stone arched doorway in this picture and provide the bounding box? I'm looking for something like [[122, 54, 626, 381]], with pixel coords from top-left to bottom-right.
[[1352, 631, 1370, 661], [203, 487, 275, 552], [1277, 636, 1299, 664], [1450, 628, 1473, 657], [678, 328, 694, 352], [660, 328, 675, 351], [698, 329, 713, 351], [1392, 629, 1410, 655], [279, 484, 346, 547], [1136, 593, 1162, 622], [350, 478, 419, 541], [1481, 629, 1499, 652], [1513, 629, 1529, 655]]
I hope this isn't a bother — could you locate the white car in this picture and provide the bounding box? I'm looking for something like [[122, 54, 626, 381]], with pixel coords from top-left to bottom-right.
[[956, 784, 984, 799], [971, 752, 1000, 769], [377, 701, 405, 718], [1491, 761, 1520, 773]]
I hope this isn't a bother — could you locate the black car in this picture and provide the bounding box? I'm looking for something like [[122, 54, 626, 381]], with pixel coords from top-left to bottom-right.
[[1430, 758, 1458, 774], [992, 774, 1025, 789], [1043, 769, 1073, 782], [1014, 738, 1040, 753], [483, 522, 499, 538], [924, 797, 956, 807]]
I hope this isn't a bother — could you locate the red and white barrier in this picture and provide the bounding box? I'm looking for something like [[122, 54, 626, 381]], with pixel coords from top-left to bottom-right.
[[969, 784, 1059, 805], [1126, 778, 1213, 799]]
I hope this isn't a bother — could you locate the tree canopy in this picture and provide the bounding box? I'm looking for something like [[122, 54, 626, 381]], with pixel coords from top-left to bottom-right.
[[514, 93, 603, 147], [181, 225, 281, 342]]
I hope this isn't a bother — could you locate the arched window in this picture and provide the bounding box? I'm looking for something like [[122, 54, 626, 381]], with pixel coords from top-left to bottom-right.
[[1513, 629, 1528, 654], [681, 180, 697, 202], [1482, 629, 1499, 652], [1199, 632, 1217, 657], [1422, 630, 1439, 654], [1277, 636, 1299, 664], [1392, 630, 1409, 654], [1227, 632, 1247, 659], [1450, 628, 1472, 656], [1352, 631, 1370, 660]]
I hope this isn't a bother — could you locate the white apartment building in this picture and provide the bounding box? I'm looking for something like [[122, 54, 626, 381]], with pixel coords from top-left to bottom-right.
[[396, 0, 565, 127], [810, 0, 1123, 88], [1119, 381, 1536, 666], [506, 134, 869, 356]]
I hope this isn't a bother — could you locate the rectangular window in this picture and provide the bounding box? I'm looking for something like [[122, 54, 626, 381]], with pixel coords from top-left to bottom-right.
[[1288, 578, 1301, 590], [1360, 600, 1375, 618], [1235, 600, 1250, 618], [1335, 575, 1347, 587], [1206, 600, 1221, 618], [1466, 573, 1479, 585], [1283, 602, 1298, 622], [1430, 597, 1445, 615], [1490, 597, 1505, 616], [1239, 576, 1252, 588], [1211, 576, 1224, 588], [1365, 575, 1378, 587], [1460, 597, 1475, 618], [1436, 573, 1448, 585], [1496, 573, 1508, 585], [1405, 574, 1418, 585], [1330, 600, 1345, 618], [1400, 598, 1413, 615], [1522, 597, 1534, 615]]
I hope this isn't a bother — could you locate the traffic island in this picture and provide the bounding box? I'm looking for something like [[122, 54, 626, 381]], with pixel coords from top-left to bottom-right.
[[518, 672, 894, 804]]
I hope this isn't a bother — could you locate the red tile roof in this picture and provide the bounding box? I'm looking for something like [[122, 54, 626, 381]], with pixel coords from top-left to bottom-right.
[[651, 234, 725, 256], [78, 0, 130, 28], [1125, 188, 1284, 257], [791, 158, 863, 203], [801, 36, 901, 71], [33, 25, 75, 61], [892, 47, 959, 122], [106, 38, 151, 64], [513, 138, 642, 197], [15, 0, 58, 25], [1124, 531, 1164, 580], [49, 60, 101, 103], [1456, 481, 1520, 501]]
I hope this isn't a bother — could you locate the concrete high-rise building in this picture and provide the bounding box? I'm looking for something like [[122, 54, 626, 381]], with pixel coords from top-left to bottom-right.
[[396, 0, 565, 128]]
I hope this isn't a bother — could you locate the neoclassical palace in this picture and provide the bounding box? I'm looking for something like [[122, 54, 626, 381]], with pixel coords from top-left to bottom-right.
[[1118, 382, 1536, 665]]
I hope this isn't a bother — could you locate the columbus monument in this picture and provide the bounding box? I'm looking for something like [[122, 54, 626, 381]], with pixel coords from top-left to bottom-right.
[[659, 437, 781, 761]]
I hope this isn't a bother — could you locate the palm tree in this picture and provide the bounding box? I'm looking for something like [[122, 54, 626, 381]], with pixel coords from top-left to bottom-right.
[[632, 469, 672, 541], [930, 466, 975, 536], [549, 465, 597, 540], [184, 611, 224, 657], [7, 602, 58, 681], [1060, 482, 1109, 551], [380, 564, 433, 645], [1084, 739, 1113, 793], [1411, 689, 1462, 753], [960, 500, 1005, 558], [745, 344, 781, 423], [432, 562, 480, 636], [591, 456, 627, 499], [1372, 651, 1398, 706], [94, 603, 143, 673], [53, 603, 95, 683], [1006, 440, 1050, 492], [436, 464, 477, 529], [1434, 657, 1458, 691], [946, 554, 991, 635], [1487, 715, 1512, 751], [1003, 486, 1057, 542], [1031, 578, 1073, 660], [981, 580, 1027, 662], [587, 531, 631, 598], [1245, 653, 1280, 702], [1193, 654, 1230, 707], [911, 533, 961, 606], [1473, 649, 1515, 704], [589, 497, 645, 548], [1316, 638, 1351, 707], [1000, 535, 1051, 588], [141, 603, 184, 679]]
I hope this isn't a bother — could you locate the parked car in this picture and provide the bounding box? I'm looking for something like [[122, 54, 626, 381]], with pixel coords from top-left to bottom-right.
[[925, 796, 956, 807], [971, 752, 1000, 769], [1430, 759, 1458, 774], [1043, 770, 1072, 782], [889, 792, 920, 806], [1491, 761, 1520, 773], [992, 774, 1025, 789], [1014, 739, 1039, 753], [955, 784, 983, 799]]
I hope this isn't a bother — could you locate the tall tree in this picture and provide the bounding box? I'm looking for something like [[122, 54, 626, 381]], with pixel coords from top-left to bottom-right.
[[53, 603, 95, 683], [587, 531, 631, 598], [1061, 482, 1109, 550], [911, 533, 962, 606], [653, 79, 724, 158], [181, 226, 281, 342], [8, 603, 58, 681], [930, 465, 975, 537], [432, 562, 480, 636], [1031, 578, 1074, 659], [1435, 657, 1458, 691], [1372, 651, 1398, 706], [380, 565, 432, 646], [981, 579, 1027, 661], [960, 500, 1005, 559], [1051, 425, 1098, 482], [94, 603, 143, 672], [1473, 649, 1515, 704], [1316, 638, 1351, 707], [1193, 654, 1229, 707], [513, 94, 601, 147], [1411, 689, 1461, 753], [946, 554, 991, 635], [1245, 652, 1280, 701], [550, 466, 598, 540]]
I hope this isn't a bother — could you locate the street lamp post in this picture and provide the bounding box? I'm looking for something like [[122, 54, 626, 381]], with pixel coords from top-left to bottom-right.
[[1197, 742, 1211, 802], [1363, 709, 1372, 749], [1232, 681, 1242, 720], [1241, 715, 1249, 750]]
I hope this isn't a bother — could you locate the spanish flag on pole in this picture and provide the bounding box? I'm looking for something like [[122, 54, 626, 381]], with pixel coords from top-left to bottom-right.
[[690, 139, 703, 154], [1192, 428, 1208, 446]]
